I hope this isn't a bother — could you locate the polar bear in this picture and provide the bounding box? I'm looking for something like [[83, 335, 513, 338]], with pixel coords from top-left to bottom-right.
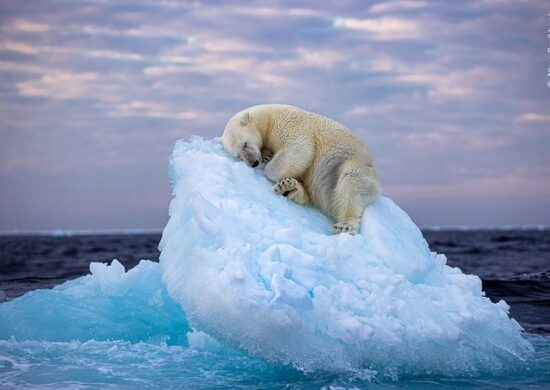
[[221, 104, 380, 234]]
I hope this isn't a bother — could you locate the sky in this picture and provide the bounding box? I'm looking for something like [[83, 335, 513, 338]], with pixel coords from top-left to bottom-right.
[[0, 0, 549, 231]]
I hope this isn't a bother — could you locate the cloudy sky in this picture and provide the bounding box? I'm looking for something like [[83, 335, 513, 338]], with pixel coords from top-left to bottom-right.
[[0, 0, 549, 230]]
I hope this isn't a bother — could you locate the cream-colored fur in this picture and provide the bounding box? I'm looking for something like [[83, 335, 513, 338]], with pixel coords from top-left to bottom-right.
[[221, 104, 380, 234]]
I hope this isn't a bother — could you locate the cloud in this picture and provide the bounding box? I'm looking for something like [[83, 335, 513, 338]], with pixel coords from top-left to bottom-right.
[[346, 104, 397, 116], [198, 38, 271, 54], [11, 18, 50, 33], [70, 24, 191, 41], [224, 6, 324, 19], [143, 65, 187, 76], [516, 113, 550, 123], [333, 17, 424, 40], [110, 100, 198, 120], [0, 38, 190, 64], [0, 60, 46, 74], [17, 72, 99, 100], [295, 49, 342, 70], [396, 72, 474, 98], [362, 54, 501, 100], [0, 40, 40, 54], [369, 1, 430, 14]]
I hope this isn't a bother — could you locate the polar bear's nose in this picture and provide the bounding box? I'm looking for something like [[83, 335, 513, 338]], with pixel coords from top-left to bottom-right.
[[252, 160, 259, 168]]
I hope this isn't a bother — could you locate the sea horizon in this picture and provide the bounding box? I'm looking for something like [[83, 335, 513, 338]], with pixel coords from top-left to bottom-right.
[[1, 225, 549, 237]]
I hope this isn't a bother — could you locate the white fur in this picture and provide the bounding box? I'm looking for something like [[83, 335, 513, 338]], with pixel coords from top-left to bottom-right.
[[222, 104, 380, 234]]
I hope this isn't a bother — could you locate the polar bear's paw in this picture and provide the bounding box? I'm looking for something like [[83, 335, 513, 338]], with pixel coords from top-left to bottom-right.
[[332, 222, 357, 235], [273, 178, 298, 197], [261, 148, 274, 164]]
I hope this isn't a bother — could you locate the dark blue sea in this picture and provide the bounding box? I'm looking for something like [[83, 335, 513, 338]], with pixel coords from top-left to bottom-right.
[[0, 230, 549, 388]]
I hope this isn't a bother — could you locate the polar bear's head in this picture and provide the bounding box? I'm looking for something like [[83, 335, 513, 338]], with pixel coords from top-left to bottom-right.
[[222, 111, 262, 168]]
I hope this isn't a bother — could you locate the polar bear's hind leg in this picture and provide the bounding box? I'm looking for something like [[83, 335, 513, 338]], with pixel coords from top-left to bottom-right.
[[332, 161, 378, 235]]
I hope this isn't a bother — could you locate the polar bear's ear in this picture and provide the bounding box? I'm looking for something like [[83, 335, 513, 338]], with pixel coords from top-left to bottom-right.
[[239, 112, 250, 126]]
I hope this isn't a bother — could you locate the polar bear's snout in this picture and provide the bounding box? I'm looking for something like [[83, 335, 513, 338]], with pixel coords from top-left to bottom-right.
[[240, 148, 261, 168]]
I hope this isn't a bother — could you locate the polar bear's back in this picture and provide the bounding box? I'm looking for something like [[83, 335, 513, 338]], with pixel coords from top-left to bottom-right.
[[248, 104, 379, 222], [250, 104, 367, 154]]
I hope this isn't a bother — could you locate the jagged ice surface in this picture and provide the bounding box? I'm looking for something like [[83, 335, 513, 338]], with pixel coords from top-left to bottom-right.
[[159, 137, 533, 376]]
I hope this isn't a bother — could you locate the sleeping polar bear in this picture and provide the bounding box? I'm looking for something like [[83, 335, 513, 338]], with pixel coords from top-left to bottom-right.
[[221, 104, 380, 234]]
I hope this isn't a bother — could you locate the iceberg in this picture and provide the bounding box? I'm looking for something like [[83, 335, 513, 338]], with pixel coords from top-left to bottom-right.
[[159, 137, 533, 376], [0, 260, 188, 345]]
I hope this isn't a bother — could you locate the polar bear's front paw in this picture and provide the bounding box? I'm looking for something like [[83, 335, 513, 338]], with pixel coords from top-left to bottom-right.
[[261, 148, 273, 164], [332, 222, 357, 235], [273, 178, 298, 197]]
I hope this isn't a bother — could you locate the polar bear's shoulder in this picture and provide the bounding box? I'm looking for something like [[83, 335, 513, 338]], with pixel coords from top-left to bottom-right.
[[247, 103, 305, 117]]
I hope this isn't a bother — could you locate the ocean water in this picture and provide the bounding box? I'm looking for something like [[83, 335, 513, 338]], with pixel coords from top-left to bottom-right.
[[0, 230, 549, 389]]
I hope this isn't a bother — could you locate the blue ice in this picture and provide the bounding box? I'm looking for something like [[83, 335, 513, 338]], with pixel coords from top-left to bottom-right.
[[0, 260, 188, 345]]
